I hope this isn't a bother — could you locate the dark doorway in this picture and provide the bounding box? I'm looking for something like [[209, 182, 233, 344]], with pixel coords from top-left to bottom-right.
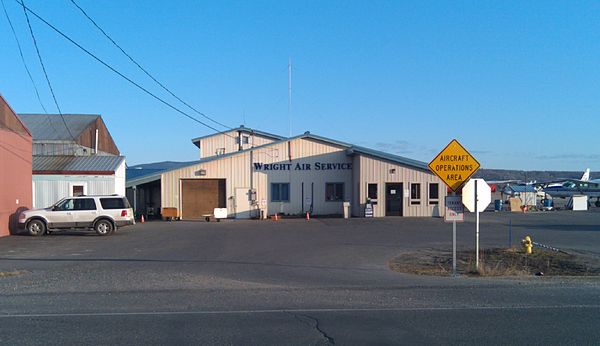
[[385, 183, 403, 216]]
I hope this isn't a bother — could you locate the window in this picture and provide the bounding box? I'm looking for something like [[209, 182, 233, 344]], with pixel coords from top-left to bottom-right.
[[271, 183, 290, 202], [100, 197, 130, 209], [410, 183, 421, 205], [74, 198, 96, 211], [55, 199, 75, 211], [72, 185, 84, 197], [235, 136, 249, 145], [429, 183, 439, 205], [326, 183, 344, 201], [368, 183, 378, 201], [216, 148, 225, 155]]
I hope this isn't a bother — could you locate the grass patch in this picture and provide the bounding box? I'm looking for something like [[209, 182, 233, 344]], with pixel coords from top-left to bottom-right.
[[388, 248, 600, 277]]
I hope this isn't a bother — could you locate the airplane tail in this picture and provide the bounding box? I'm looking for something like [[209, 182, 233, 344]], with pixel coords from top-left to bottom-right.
[[581, 168, 590, 181]]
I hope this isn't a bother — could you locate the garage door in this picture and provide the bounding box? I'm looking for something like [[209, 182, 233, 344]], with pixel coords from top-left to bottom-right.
[[181, 179, 226, 219]]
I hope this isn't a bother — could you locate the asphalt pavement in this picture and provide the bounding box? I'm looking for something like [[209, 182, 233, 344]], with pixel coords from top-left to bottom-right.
[[1, 210, 599, 345]]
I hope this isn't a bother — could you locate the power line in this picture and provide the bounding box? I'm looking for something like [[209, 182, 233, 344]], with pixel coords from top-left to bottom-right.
[[17, 0, 235, 138], [2, 0, 61, 136], [68, 0, 232, 131], [1, 0, 47, 113], [18, 0, 76, 141]]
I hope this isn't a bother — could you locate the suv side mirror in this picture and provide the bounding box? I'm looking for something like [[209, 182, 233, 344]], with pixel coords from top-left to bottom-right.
[[52, 206, 58, 211]]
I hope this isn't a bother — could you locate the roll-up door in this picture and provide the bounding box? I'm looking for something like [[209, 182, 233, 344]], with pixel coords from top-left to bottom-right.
[[181, 179, 226, 219]]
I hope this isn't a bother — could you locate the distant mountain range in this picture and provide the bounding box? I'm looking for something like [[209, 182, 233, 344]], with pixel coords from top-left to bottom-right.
[[473, 169, 598, 182]]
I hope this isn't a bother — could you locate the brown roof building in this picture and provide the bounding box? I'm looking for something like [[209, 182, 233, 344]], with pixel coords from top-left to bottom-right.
[[0, 95, 32, 237]]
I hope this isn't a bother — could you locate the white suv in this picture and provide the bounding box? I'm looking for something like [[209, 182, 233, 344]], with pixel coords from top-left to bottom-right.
[[18, 195, 135, 236]]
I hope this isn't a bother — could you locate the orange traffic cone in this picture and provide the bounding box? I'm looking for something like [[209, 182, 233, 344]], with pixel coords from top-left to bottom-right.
[[140, 214, 145, 223], [305, 212, 310, 221], [274, 213, 278, 221]]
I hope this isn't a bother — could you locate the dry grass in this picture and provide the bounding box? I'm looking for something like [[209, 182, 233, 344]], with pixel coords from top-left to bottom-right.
[[0, 270, 29, 278], [388, 248, 600, 277]]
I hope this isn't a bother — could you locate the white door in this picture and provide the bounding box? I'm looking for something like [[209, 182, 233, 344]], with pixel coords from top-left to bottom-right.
[[235, 188, 251, 219]]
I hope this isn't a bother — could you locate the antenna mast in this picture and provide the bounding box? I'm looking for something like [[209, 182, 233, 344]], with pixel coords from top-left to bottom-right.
[[288, 57, 292, 137]]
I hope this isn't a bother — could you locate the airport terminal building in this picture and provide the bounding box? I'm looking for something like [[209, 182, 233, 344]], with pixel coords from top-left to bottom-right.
[[127, 127, 446, 219]]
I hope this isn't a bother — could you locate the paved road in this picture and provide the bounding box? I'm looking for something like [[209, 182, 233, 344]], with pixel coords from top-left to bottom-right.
[[1, 211, 599, 345]]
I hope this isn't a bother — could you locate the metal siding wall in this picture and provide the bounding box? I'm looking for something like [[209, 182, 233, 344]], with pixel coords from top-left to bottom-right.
[[161, 153, 251, 218], [199, 132, 277, 159], [163, 138, 352, 217], [357, 155, 445, 217], [32, 175, 115, 208]]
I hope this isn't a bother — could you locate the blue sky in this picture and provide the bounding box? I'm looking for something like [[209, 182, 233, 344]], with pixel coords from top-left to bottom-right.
[[2, 1, 599, 171]]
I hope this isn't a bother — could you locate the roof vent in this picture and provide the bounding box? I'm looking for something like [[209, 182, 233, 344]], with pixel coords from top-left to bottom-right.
[[304, 131, 310, 135]]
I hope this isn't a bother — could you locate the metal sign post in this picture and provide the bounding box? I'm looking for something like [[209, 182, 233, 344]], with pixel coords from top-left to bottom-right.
[[444, 194, 464, 276], [475, 179, 479, 269], [430, 139, 477, 277], [462, 178, 491, 271]]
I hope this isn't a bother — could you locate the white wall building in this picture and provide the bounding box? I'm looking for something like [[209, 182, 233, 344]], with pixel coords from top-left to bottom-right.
[[128, 128, 446, 219], [19, 114, 126, 208]]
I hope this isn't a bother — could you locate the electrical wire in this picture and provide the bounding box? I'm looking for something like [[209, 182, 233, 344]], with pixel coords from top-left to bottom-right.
[[18, 0, 76, 141], [17, 0, 236, 138], [68, 0, 233, 131], [1, 0, 48, 113]]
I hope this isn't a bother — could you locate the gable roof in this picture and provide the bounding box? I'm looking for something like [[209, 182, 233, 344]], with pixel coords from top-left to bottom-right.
[[33, 155, 125, 174], [191, 125, 286, 148], [18, 114, 100, 141], [127, 131, 430, 187]]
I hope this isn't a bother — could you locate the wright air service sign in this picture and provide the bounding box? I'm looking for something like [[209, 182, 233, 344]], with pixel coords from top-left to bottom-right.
[[428, 139, 480, 192]]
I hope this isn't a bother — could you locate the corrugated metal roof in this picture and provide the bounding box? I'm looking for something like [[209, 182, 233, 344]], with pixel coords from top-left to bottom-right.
[[507, 185, 537, 193], [127, 132, 430, 187], [18, 114, 99, 141], [33, 155, 124, 172]]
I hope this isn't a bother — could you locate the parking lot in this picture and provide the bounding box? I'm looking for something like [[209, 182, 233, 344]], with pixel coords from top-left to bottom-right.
[[1, 211, 600, 344]]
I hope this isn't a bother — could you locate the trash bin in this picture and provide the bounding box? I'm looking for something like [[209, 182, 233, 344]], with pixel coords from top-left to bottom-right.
[[343, 202, 351, 219], [494, 199, 503, 212]]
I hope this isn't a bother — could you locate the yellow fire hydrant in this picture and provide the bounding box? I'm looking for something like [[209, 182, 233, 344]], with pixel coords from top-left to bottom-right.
[[522, 235, 533, 254]]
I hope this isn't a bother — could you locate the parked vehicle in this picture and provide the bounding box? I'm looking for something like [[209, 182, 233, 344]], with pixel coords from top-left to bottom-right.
[[18, 195, 134, 236]]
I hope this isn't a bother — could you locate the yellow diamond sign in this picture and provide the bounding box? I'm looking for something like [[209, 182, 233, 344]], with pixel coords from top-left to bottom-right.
[[428, 139, 480, 192]]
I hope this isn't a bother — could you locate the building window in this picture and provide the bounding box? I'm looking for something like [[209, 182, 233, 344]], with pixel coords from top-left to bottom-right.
[[429, 183, 439, 205], [216, 148, 225, 155], [271, 183, 290, 202], [72, 185, 84, 197], [410, 183, 421, 205], [326, 183, 344, 201], [367, 183, 378, 201], [242, 135, 249, 144]]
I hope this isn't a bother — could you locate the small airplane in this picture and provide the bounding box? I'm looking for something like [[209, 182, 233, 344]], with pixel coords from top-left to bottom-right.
[[540, 169, 600, 207]]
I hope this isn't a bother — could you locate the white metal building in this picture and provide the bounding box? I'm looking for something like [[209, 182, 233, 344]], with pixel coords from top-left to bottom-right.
[[127, 127, 446, 219], [19, 114, 126, 208]]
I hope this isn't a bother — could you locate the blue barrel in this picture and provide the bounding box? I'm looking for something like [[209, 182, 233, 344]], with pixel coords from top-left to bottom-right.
[[543, 199, 553, 208], [494, 199, 503, 212]]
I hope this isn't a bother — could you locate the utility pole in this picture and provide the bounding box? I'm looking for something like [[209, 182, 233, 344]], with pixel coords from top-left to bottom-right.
[[288, 57, 292, 137]]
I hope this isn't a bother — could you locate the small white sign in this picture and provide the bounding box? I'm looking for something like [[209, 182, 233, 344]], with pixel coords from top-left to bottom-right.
[[390, 189, 396, 195], [305, 197, 312, 205], [445, 196, 464, 222], [404, 189, 410, 198]]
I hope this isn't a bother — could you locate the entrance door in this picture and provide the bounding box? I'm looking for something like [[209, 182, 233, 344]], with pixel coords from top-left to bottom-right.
[[385, 183, 403, 216], [235, 188, 251, 219]]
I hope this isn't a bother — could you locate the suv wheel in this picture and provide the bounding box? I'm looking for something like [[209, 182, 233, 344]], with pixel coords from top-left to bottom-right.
[[27, 219, 46, 236], [95, 219, 114, 236]]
